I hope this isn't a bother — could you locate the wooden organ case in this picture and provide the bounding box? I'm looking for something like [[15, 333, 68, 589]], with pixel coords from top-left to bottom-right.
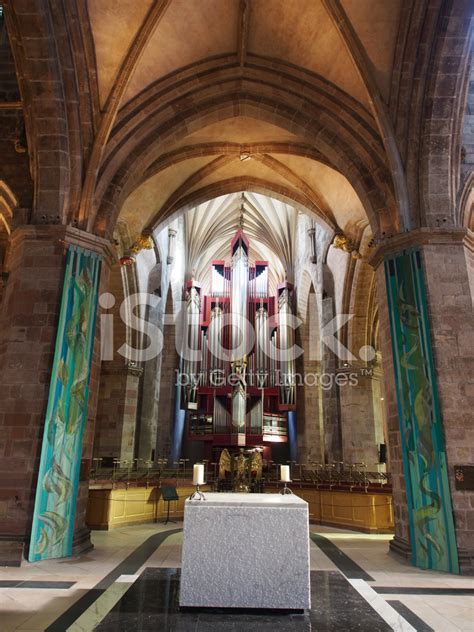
[[180, 229, 296, 461]]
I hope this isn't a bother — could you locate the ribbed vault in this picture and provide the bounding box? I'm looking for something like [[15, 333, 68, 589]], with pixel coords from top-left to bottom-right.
[[181, 192, 299, 294], [93, 59, 397, 239], [2, 0, 471, 239]]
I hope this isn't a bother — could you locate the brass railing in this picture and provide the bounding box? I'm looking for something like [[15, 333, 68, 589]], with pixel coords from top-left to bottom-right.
[[90, 458, 391, 491]]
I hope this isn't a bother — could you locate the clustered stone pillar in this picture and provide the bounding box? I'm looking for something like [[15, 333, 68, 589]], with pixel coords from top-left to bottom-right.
[[93, 261, 143, 463], [339, 368, 384, 468], [321, 296, 342, 463], [422, 232, 474, 572], [94, 364, 142, 462], [296, 311, 323, 464], [155, 335, 179, 461], [0, 225, 112, 565], [373, 229, 474, 574]]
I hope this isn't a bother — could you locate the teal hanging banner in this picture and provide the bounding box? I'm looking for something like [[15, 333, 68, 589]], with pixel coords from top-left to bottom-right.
[[384, 249, 459, 573], [29, 246, 101, 562]]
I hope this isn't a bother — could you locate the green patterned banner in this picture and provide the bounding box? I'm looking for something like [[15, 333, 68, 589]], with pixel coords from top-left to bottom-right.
[[29, 246, 101, 562], [385, 249, 459, 573]]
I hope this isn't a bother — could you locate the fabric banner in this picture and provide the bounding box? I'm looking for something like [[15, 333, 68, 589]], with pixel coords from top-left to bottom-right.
[[384, 248, 459, 573], [29, 246, 102, 562]]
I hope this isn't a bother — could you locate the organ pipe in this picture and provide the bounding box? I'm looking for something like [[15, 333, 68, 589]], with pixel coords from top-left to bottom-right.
[[231, 243, 248, 361], [209, 306, 223, 372], [183, 284, 200, 409], [182, 227, 296, 453], [255, 306, 269, 387], [278, 287, 296, 406]]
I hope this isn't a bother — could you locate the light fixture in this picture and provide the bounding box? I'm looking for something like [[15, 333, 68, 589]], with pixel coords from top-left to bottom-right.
[[239, 152, 251, 162]]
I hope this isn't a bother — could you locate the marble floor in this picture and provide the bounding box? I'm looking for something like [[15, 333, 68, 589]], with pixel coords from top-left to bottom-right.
[[0, 524, 472, 631]]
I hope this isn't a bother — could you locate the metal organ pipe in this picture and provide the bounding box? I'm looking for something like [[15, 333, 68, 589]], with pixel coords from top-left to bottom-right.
[[256, 266, 268, 298], [230, 241, 248, 434], [278, 288, 296, 406], [231, 244, 248, 361], [183, 229, 293, 450], [255, 306, 269, 387], [270, 330, 277, 387], [209, 306, 223, 373], [184, 285, 200, 409], [213, 397, 230, 433], [200, 329, 208, 386]]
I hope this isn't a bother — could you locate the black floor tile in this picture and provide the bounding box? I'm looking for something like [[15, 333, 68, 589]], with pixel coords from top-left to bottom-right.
[[375, 586, 474, 595], [310, 533, 374, 581], [45, 528, 182, 632], [18, 580, 76, 589], [0, 580, 75, 589], [387, 600, 435, 631], [94, 567, 392, 631]]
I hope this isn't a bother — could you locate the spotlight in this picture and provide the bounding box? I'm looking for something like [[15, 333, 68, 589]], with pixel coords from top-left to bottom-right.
[[239, 152, 251, 162]]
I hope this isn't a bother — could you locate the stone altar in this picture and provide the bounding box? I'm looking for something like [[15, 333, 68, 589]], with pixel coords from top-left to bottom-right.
[[179, 492, 311, 610]]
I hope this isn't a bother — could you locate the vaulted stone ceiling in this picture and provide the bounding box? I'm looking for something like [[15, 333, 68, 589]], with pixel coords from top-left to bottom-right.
[[83, 0, 406, 244], [119, 141, 367, 240], [179, 192, 299, 293], [88, 0, 402, 108]]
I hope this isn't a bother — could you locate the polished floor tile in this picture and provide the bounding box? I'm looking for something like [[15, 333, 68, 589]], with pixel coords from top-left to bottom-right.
[[2, 524, 473, 631], [94, 567, 392, 632], [387, 600, 434, 632], [0, 580, 76, 589], [45, 528, 182, 632]]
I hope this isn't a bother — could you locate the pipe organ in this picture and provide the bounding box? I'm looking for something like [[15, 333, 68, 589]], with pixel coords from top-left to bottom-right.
[[180, 229, 296, 460]]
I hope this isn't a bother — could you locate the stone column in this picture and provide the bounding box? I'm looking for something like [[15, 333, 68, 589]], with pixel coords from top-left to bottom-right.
[[339, 367, 381, 468], [321, 297, 342, 463], [93, 257, 144, 463], [296, 309, 323, 464], [156, 338, 179, 461], [94, 364, 142, 462], [0, 225, 112, 565], [371, 228, 474, 574]]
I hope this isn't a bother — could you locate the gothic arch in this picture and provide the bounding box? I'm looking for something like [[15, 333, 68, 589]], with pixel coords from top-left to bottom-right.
[[419, 0, 473, 226], [0, 180, 17, 304], [93, 61, 400, 238], [0, 180, 16, 236], [4, 0, 98, 220], [458, 173, 474, 230], [150, 178, 336, 235]]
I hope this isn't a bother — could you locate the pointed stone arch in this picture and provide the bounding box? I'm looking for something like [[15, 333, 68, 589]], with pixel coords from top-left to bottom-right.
[[0, 180, 17, 304], [0, 179, 16, 235], [419, 1, 473, 227], [93, 61, 399, 238]]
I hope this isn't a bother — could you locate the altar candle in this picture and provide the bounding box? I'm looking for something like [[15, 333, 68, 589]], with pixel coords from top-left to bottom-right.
[[280, 465, 291, 482], [193, 463, 204, 485]]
